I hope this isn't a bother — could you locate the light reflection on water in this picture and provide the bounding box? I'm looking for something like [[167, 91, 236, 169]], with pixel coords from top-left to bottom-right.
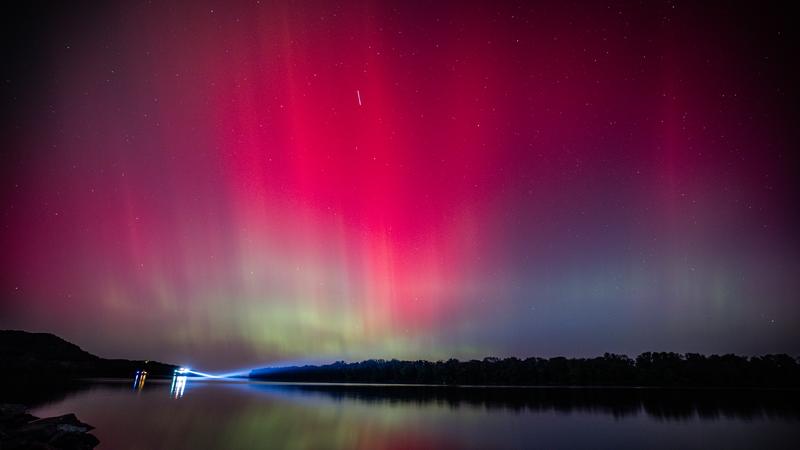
[[132, 371, 147, 392], [169, 375, 187, 399], [30, 379, 800, 450]]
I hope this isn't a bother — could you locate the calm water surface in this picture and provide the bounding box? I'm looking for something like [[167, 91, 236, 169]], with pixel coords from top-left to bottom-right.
[[30, 378, 800, 449]]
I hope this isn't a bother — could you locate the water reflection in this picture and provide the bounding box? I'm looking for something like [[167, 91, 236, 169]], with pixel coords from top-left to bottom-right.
[[169, 375, 187, 399], [26, 380, 800, 450], [132, 370, 147, 391], [245, 383, 800, 421]]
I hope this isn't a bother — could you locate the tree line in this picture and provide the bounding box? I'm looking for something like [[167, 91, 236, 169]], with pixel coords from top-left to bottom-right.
[[250, 352, 800, 387]]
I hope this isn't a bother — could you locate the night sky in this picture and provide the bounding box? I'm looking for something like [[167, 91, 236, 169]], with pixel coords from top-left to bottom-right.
[[1, 1, 798, 370]]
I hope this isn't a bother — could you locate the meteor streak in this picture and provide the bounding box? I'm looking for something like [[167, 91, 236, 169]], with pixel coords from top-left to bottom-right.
[[356, 89, 362, 106]]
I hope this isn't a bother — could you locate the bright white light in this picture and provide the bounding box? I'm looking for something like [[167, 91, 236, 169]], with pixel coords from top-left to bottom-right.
[[171, 375, 187, 399]]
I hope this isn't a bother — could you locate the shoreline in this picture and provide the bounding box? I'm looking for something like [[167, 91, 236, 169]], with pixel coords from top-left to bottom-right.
[[84, 377, 800, 391]]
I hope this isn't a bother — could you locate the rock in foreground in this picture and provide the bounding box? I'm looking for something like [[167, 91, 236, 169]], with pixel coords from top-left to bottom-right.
[[0, 404, 98, 450]]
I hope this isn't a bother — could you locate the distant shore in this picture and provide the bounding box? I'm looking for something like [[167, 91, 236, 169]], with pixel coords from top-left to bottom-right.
[[251, 354, 800, 388], [2, 330, 798, 389]]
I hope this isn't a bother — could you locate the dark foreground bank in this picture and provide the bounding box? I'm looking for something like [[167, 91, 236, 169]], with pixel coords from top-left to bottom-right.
[[0, 403, 98, 450]]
